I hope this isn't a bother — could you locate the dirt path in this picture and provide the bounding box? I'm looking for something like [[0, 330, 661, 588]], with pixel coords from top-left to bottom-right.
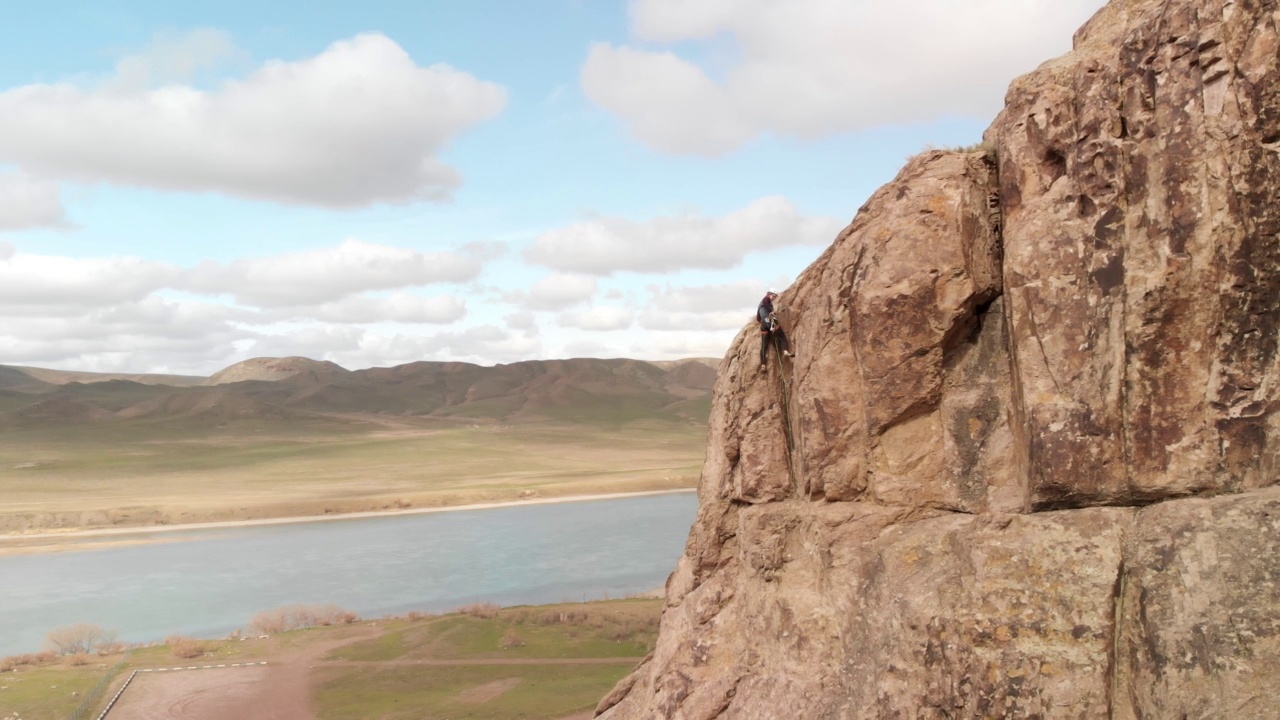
[[103, 625, 636, 720], [108, 628, 381, 720], [321, 656, 646, 668], [106, 666, 274, 720]]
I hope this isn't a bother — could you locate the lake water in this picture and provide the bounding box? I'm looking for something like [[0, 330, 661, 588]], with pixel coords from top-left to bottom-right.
[[0, 492, 698, 657]]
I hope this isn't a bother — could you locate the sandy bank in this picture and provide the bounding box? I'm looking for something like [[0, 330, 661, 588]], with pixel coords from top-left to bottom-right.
[[0, 489, 697, 546]]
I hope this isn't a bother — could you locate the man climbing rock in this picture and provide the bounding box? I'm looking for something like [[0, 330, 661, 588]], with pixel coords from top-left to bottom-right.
[[757, 288, 793, 370]]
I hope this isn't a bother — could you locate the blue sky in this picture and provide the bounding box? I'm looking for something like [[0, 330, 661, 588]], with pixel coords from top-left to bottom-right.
[[0, 0, 1105, 375]]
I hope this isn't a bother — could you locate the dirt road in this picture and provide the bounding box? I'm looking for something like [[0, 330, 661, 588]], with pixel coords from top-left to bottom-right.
[[107, 630, 379, 720]]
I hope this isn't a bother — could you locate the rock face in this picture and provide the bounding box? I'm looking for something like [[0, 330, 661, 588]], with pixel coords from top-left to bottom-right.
[[598, 0, 1280, 717]]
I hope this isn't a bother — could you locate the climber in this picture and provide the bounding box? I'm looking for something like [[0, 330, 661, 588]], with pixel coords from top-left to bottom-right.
[[757, 288, 793, 370]]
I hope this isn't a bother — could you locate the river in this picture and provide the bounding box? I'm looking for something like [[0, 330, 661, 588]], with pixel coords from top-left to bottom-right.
[[0, 492, 698, 657]]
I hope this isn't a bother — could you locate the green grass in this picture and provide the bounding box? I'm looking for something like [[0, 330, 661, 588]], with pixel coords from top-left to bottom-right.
[[314, 600, 661, 719], [0, 664, 109, 720], [417, 616, 651, 661], [329, 601, 661, 665], [329, 626, 412, 662], [125, 638, 274, 667], [0, 599, 663, 720], [315, 663, 633, 720]]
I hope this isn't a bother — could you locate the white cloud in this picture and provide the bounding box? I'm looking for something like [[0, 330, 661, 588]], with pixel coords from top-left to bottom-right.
[[505, 311, 537, 330], [246, 325, 366, 358], [528, 273, 598, 310], [258, 324, 542, 368], [583, 0, 1105, 155], [637, 280, 773, 331], [635, 331, 736, 359], [0, 248, 178, 307], [0, 243, 481, 373], [527, 196, 839, 275], [422, 325, 541, 362], [268, 293, 467, 324], [638, 310, 747, 332], [558, 306, 634, 331], [184, 239, 482, 306], [562, 339, 614, 357], [0, 297, 246, 341], [0, 32, 507, 206], [87, 295, 250, 333], [581, 44, 751, 155], [0, 172, 68, 230], [0, 295, 256, 373], [647, 279, 771, 312], [0, 303, 537, 375], [110, 29, 246, 90]]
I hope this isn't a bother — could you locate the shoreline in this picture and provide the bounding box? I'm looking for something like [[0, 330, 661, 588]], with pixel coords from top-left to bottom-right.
[[0, 488, 698, 543]]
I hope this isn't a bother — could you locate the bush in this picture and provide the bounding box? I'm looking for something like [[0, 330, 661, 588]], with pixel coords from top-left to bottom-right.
[[537, 609, 588, 625], [0, 651, 58, 672], [47, 623, 117, 655], [499, 628, 525, 649], [95, 641, 129, 656], [249, 604, 358, 634], [167, 635, 206, 659], [458, 602, 501, 619], [66, 653, 92, 666], [506, 608, 533, 624]]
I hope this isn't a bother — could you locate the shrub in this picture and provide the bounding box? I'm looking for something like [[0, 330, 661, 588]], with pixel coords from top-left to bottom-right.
[[47, 623, 117, 655], [458, 602, 501, 619], [167, 635, 206, 659], [95, 641, 129, 656], [249, 604, 357, 634], [66, 653, 92, 666], [0, 651, 58, 672], [499, 628, 526, 649], [537, 609, 588, 625]]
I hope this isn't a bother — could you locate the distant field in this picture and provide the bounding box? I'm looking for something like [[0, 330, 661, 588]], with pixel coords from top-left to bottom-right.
[[0, 598, 662, 720], [0, 415, 707, 535]]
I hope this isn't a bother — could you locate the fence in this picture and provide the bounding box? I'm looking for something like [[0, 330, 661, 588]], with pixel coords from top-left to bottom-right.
[[72, 660, 270, 720], [65, 660, 127, 720]]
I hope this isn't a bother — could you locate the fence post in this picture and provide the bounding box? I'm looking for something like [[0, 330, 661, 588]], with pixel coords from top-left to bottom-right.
[[65, 659, 128, 720]]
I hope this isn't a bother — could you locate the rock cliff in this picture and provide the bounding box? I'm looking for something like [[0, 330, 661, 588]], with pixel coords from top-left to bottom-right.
[[597, 0, 1280, 717]]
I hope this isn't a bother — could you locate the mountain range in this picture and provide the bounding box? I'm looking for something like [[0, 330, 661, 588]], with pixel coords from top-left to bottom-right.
[[0, 356, 719, 430]]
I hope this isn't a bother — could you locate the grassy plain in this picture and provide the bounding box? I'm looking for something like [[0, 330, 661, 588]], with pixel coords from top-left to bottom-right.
[[0, 599, 662, 720], [0, 414, 707, 535], [0, 664, 105, 719], [315, 601, 660, 720]]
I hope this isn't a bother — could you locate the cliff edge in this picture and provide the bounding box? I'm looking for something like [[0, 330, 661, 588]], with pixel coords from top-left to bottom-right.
[[598, 0, 1280, 717]]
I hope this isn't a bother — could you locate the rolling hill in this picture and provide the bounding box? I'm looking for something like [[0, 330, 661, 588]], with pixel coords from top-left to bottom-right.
[[10, 366, 204, 387], [0, 356, 719, 430]]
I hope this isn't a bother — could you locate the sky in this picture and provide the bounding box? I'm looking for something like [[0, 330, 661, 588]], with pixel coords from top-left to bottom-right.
[[0, 0, 1107, 376]]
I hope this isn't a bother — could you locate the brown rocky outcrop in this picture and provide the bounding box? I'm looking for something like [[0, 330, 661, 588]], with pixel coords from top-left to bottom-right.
[[203, 356, 352, 385], [598, 0, 1280, 717]]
